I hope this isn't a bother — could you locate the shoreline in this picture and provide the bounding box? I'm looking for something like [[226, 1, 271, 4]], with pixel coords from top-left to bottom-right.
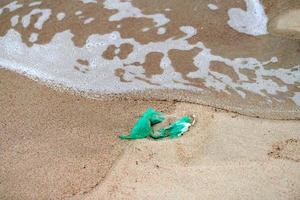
[[1, 68, 299, 120]]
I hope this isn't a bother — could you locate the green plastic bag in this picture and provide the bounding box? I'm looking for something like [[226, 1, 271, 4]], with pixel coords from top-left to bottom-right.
[[119, 108, 165, 140], [151, 116, 192, 139], [119, 108, 194, 140]]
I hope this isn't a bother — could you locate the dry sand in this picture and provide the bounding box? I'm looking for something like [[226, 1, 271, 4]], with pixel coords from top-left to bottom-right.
[[74, 103, 300, 200], [1, 69, 300, 200], [0, 69, 175, 199]]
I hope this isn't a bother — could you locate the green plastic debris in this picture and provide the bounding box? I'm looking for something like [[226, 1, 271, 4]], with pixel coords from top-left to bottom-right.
[[119, 108, 165, 140], [119, 108, 194, 140], [151, 116, 192, 139]]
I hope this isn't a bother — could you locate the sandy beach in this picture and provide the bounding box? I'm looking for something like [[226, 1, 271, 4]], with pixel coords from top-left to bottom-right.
[[0, 69, 175, 199], [1, 69, 299, 200], [1, 0, 300, 199], [78, 103, 300, 200]]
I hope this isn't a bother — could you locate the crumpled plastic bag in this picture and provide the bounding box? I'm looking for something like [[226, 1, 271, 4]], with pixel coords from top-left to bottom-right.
[[119, 107, 194, 140], [151, 116, 193, 139], [119, 108, 164, 139]]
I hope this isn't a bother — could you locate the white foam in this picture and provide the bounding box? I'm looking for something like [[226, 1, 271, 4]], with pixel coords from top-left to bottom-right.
[[75, 10, 83, 16], [227, 0, 268, 36], [83, 17, 94, 24], [114, 48, 120, 54], [0, 29, 194, 94], [56, 12, 66, 21], [29, 32, 38, 43], [292, 93, 300, 106], [22, 9, 52, 30], [0, 1, 299, 106], [0, 1, 23, 15], [208, 3, 218, 11], [29, 1, 42, 7], [142, 27, 150, 32], [1, 28, 299, 105], [10, 15, 19, 27], [157, 27, 166, 35], [80, 0, 97, 4], [180, 26, 197, 36], [104, 0, 170, 27]]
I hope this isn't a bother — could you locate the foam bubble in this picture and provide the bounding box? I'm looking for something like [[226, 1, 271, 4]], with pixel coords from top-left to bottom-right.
[[29, 1, 42, 7], [157, 27, 166, 35], [10, 15, 19, 27], [56, 12, 66, 21], [207, 4, 218, 11], [75, 10, 83, 16], [80, 0, 97, 4], [29, 32, 38, 43], [83, 17, 94, 24]]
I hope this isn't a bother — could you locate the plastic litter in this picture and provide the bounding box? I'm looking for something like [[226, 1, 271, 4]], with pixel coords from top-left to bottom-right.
[[119, 107, 194, 140], [119, 108, 165, 140], [151, 116, 193, 139]]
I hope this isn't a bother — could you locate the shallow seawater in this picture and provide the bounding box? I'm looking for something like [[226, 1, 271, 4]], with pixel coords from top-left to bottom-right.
[[0, 0, 299, 117]]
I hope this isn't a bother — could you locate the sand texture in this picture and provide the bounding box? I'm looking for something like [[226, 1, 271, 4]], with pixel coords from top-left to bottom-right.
[[75, 103, 300, 200], [0, 69, 175, 199], [1, 0, 300, 199], [1, 69, 300, 200]]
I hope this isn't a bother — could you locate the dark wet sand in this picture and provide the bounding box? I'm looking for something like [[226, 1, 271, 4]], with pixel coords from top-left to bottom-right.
[[0, 0, 299, 119]]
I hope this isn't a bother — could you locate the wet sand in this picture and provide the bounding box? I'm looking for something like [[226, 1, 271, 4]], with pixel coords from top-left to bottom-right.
[[1, 0, 299, 119]]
